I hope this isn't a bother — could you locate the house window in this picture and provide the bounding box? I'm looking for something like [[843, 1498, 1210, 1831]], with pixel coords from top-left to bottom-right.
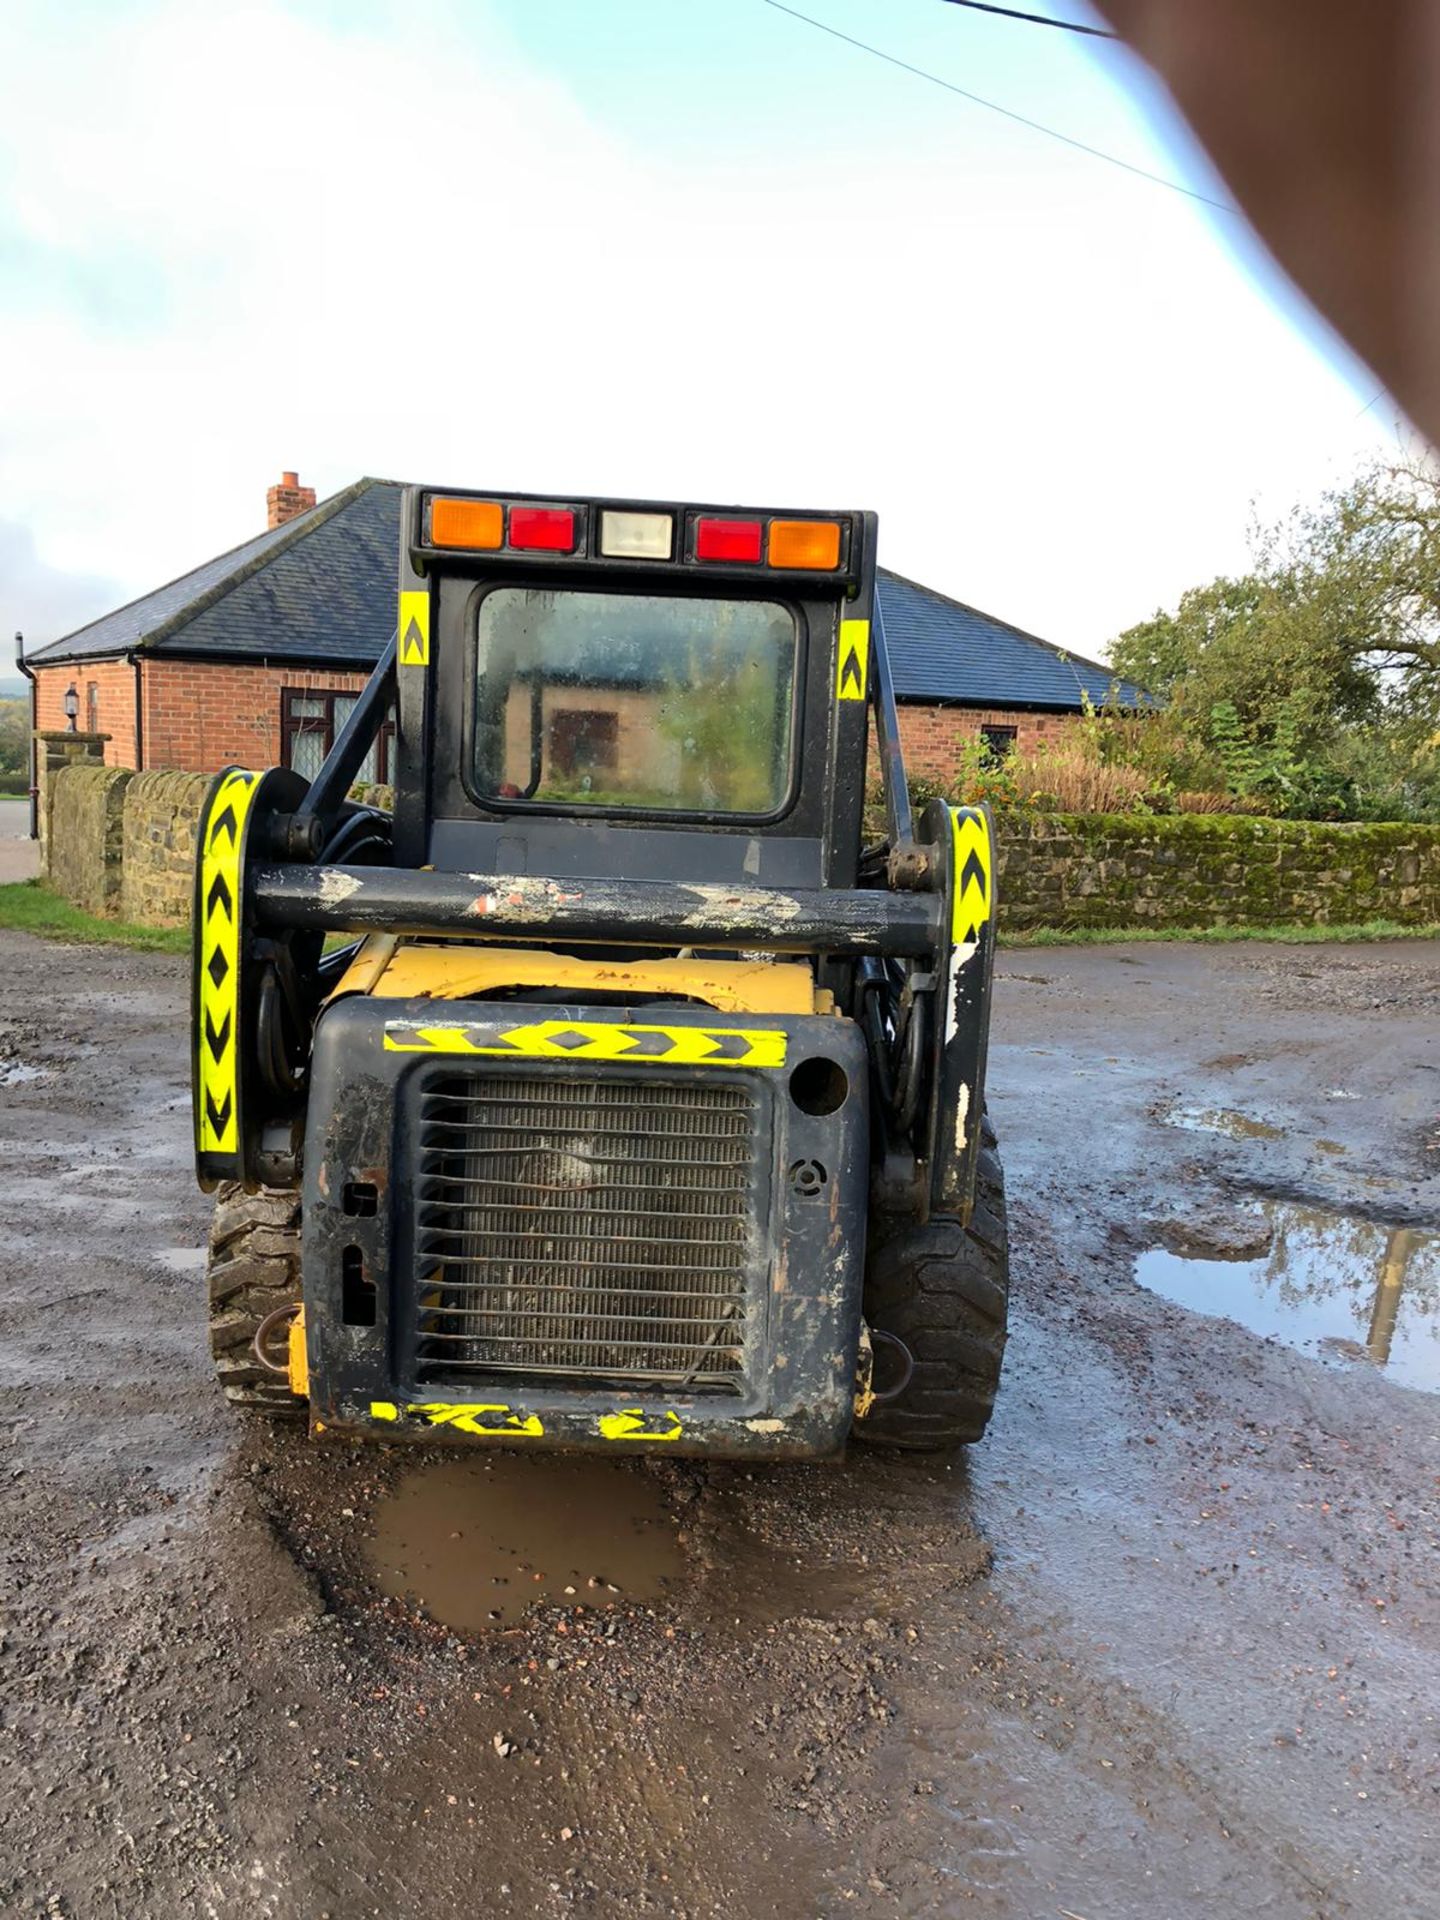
[[86, 682, 99, 734], [281, 688, 394, 785], [980, 724, 1018, 763], [548, 709, 619, 780]]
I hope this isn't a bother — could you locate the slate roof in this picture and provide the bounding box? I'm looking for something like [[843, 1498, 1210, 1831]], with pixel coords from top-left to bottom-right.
[[878, 569, 1147, 711], [30, 482, 1146, 711], [27, 478, 402, 668]]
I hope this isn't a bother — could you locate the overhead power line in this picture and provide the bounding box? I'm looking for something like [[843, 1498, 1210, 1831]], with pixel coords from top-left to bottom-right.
[[939, 0, 1118, 39], [759, 0, 1233, 214]]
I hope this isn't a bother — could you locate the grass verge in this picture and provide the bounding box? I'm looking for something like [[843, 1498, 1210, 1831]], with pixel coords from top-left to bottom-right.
[[0, 881, 189, 953], [1002, 918, 1440, 948]]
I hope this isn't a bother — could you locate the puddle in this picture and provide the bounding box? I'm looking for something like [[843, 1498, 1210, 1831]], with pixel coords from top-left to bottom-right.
[[1137, 1202, 1440, 1393], [365, 1454, 686, 1631], [156, 1246, 206, 1274], [1161, 1105, 1284, 1142]]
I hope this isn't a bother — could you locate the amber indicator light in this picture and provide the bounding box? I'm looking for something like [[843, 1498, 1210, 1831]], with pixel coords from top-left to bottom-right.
[[430, 497, 505, 549]]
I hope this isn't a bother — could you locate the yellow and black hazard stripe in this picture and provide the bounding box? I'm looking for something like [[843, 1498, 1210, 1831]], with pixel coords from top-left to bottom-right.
[[598, 1407, 683, 1443], [195, 768, 262, 1164], [383, 1018, 788, 1069], [950, 806, 994, 948], [371, 1401, 544, 1437]]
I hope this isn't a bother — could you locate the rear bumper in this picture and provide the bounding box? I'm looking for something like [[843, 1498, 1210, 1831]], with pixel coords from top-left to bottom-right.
[[301, 994, 870, 1459]]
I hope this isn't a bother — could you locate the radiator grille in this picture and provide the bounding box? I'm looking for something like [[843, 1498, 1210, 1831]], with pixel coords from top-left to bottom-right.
[[411, 1073, 762, 1392]]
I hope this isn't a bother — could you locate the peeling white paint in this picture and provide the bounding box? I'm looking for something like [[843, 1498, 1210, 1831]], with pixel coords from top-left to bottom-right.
[[744, 1418, 784, 1434], [945, 942, 977, 1041], [317, 870, 363, 907], [463, 875, 583, 918], [678, 883, 805, 929], [953, 1080, 972, 1157]]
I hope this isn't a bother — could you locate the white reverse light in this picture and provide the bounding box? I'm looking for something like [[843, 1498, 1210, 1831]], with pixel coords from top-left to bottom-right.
[[599, 509, 673, 560]]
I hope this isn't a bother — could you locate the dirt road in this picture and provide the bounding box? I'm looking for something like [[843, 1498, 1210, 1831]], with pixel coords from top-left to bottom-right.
[[1, 932, 1437, 1918]]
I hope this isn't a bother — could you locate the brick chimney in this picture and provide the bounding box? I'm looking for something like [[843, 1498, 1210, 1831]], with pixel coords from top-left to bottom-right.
[[266, 469, 317, 529]]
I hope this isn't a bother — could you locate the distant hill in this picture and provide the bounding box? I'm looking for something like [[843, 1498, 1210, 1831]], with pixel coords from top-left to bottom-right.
[[0, 681, 28, 702]]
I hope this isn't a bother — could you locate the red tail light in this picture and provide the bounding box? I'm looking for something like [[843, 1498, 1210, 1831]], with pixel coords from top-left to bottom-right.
[[509, 507, 577, 552], [695, 517, 763, 563]]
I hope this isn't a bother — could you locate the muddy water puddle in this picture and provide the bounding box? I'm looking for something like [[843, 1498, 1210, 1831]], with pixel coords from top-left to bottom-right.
[[1161, 1104, 1284, 1142], [365, 1454, 686, 1631], [1138, 1201, 1440, 1392], [155, 1246, 205, 1274]]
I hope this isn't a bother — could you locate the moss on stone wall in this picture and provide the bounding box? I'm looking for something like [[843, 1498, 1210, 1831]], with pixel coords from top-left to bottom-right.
[[997, 813, 1440, 931]]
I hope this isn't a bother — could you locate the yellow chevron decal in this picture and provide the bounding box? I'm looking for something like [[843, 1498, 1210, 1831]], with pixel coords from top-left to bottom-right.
[[950, 806, 993, 947], [196, 768, 262, 1156], [370, 1401, 544, 1438], [836, 618, 869, 702], [598, 1408, 683, 1443], [384, 1019, 787, 1068], [398, 589, 430, 667]]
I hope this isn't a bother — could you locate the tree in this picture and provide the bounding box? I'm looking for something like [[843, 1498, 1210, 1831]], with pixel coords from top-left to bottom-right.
[[1293, 453, 1440, 725], [1107, 455, 1440, 817], [1115, 454, 1440, 727], [0, 698, 29, 781]]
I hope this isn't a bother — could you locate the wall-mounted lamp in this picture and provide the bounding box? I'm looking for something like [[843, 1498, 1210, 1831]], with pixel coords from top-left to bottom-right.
[[64, 684, 79, 732]]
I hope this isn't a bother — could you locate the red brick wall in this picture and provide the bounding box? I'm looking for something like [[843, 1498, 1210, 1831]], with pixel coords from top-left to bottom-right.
[[33, 662, 138, 768], [895, 703, 1075, 784], [34, 658, 372, 774], [140, 661, 371, 772]]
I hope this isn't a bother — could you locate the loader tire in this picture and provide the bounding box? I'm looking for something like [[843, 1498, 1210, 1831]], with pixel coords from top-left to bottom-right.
[[858, 1125, 1009, 1450], [206, 1182, 304, 1416]]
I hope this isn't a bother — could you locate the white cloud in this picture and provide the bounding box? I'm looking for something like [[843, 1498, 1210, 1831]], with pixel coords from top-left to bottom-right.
[[0, 519, 118, 651], [0, 0, 1402, 656]]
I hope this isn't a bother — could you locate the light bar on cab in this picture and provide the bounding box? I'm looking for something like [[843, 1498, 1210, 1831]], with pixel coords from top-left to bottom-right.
[[420, 493, 854, 575]]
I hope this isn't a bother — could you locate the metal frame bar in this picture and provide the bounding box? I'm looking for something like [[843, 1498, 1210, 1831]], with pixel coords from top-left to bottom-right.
[[295, 634, 398, 827], [869, 597, 915, 850], [251, 860, 941, 954]]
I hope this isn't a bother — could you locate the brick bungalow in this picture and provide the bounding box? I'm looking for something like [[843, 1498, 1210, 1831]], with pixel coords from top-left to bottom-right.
[[24, 474, 1141, 786]]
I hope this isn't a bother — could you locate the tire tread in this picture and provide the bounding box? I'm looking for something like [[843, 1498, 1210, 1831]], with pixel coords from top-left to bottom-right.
[[858, 1138, 1010, 1451]]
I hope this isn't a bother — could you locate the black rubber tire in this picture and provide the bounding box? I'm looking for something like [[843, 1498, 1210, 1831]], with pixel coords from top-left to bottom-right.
[[857, 1126, 1009, 1450], [206, 1182, 304, 1416]]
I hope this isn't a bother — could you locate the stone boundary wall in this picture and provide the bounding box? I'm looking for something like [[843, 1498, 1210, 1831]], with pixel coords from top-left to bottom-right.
[[47, 764, 132, 916], [120, 771, 213, 925], [43, 764, 1440, 934], [997, 813, 1440, 931], [45, 767, 395, 924]]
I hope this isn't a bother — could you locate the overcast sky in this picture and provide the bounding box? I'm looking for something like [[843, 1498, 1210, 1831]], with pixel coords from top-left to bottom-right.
[[0, 0, 1403, 660]]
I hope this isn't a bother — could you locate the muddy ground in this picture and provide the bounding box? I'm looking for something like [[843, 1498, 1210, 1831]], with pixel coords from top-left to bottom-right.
[[1, 931, 1437, 1918]]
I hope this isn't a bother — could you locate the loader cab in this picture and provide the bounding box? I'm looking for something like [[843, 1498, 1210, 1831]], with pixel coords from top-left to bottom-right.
[[390, 488, 877, 889]]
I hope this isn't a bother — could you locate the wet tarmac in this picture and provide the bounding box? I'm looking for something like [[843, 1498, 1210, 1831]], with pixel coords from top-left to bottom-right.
[[1, 931, 1438, 1917]]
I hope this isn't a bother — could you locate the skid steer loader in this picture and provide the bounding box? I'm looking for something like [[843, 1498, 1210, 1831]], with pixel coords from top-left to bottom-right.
[[193, 486, 1008, 1456]]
